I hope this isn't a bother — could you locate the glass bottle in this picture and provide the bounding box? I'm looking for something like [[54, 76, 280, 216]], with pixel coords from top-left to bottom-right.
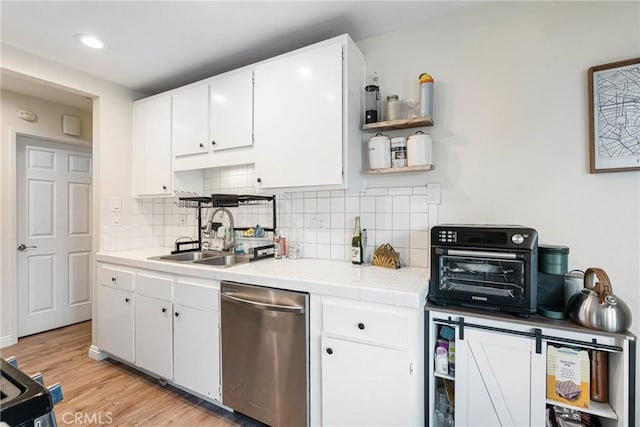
[[351, 216, 363, 265]]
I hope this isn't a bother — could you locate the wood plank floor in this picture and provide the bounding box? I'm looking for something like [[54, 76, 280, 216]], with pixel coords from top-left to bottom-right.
[[1, 321, 264, 426]]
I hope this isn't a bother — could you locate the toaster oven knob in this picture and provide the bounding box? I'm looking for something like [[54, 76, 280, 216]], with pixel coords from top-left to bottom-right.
[[512, 234, 525, 244]]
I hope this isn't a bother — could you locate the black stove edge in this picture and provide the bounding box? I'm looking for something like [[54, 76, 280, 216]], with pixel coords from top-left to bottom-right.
[[0, 359, 54, 425]]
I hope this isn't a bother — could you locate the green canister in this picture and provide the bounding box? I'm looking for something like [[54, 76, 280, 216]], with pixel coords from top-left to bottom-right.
[[538, 244, 570, 275]]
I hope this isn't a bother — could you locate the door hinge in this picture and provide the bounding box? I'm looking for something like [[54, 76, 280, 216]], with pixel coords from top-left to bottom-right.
[[342, 166, 344, 178], [409, 362, 414, 375]]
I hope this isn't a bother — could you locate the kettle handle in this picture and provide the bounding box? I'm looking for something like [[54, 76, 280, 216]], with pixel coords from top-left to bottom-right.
[[584, 267, 613, 304]]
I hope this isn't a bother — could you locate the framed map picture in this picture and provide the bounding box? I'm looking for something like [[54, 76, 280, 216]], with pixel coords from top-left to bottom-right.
[[588, 57, 640, 173]]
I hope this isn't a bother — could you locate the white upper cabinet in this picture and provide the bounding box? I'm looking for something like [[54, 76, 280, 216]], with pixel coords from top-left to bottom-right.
[[171, 69, 255, 171], [254, 35, 364, 191], [134, 33, 363, 189], [132, 94, 172, 197], [209, 69, 254, 151], [172, 83, 209, 157]]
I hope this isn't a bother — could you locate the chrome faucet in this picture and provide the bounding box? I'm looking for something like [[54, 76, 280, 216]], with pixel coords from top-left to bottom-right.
[[204, 207, 236, 252]]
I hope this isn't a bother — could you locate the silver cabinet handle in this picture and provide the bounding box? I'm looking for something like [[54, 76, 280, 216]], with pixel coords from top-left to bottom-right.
[[17, 244, 37, 251], [221, 292, 305, 314]]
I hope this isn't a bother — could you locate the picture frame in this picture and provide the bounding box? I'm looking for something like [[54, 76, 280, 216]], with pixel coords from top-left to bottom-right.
[[588, 57, 640, 173]]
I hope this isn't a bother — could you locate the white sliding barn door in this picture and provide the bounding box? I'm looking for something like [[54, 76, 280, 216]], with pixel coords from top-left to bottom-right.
[[455, 327, 546, 426], [17, 135, 92, 337]]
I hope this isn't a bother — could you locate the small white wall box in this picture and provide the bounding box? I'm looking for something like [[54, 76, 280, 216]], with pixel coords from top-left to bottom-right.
[[62, 114, 82, 136]]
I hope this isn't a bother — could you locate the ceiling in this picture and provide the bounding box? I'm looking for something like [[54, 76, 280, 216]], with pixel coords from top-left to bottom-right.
[[1, 1, 468, 105]]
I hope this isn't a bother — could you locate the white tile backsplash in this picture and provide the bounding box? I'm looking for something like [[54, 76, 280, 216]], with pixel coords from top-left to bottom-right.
[[102, 163, 438, 266]]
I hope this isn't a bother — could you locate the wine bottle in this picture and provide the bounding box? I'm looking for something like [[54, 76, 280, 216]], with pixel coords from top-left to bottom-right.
[[351, 216, 363, 265]]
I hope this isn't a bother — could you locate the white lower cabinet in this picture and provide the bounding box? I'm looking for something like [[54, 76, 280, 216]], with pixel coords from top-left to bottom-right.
[[135, 294, 173, 379], [321, 335, 412, 426], [96, 264, 135, 363], [96, 284, 134, 363], [320, 297, 421, 426], [173, 278, 221, 400], [96, 263, 221, 403], [173, 304, 220, 400]]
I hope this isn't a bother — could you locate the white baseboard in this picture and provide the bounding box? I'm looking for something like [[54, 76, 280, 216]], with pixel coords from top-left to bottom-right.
[[88, 344, 108, 361], [0, 335, 17, 349]]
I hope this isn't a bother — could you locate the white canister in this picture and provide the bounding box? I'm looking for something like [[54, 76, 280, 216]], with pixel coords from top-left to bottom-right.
[[407, 130, 433, 167], [367, 133, 391, 169]]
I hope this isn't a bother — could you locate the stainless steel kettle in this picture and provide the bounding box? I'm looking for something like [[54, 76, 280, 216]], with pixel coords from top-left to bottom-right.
[[567, 268, 631, 333]]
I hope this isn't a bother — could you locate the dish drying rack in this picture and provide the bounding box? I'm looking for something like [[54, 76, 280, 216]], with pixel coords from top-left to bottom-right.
[[173, 192, 277, 258], [174, 191, 212, 208]]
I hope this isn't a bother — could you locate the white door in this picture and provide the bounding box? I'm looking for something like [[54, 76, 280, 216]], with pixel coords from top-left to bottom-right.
[[96, 284, 135, 362], [135, 294, 173, 379], [173, 304, 220, 400], [17, 136, 92, 337], [133, 95, 172, 196], [172, 83, 209, 157], [209, 69, 254, 151], [254, 42, 343, 189], [455, 328, 546, 426], [321, 335, 412, 426]]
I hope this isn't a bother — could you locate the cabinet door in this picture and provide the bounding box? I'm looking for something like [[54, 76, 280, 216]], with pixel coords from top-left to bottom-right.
[[172, 83, 209, 157], [135, 294, 173, 379], [321, 335, 413, 426], [97, 285, 134, 362], [209, 69, 253, 151], [455, 328, 546, 426], [254, 42, 343, 189], [133, 95, 172, 196], [173, 304, 220, 400]]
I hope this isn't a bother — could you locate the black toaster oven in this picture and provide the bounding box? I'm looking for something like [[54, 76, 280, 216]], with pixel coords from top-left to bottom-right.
[[428, 224, 538, 316]]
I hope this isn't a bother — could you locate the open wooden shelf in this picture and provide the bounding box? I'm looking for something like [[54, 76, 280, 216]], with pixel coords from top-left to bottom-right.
[[364, 164, 433, 174], [362, 116, 433, 132]]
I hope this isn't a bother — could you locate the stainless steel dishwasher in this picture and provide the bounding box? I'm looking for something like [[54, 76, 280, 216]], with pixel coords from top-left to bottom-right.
[[221, 281, 309, 427]]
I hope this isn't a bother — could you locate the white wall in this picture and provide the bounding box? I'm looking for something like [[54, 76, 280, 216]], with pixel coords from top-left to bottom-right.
[[1, 90, 93, 141], [358, 1, 640, 415], [0, 45, 141, 346]]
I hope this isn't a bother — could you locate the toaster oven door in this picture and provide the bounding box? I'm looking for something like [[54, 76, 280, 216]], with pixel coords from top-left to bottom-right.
[[437, 250, 527, 301]]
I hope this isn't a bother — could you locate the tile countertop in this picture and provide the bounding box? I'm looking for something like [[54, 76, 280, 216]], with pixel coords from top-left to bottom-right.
[[96, 248, 429, 309]]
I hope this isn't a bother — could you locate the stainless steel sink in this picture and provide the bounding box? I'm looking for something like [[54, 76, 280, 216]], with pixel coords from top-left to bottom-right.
[[194, 254, 251, 267], [151, 251, 222, 262], [149, 251, 251, 268]]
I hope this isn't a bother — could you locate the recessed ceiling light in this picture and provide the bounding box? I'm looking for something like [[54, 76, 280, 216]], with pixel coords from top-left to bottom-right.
[[74, 33, 104, 49]]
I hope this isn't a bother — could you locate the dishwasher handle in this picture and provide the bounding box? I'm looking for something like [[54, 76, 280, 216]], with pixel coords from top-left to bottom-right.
[[221, 291, 305, 314]]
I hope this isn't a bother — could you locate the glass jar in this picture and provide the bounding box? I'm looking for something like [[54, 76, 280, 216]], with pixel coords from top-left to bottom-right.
[[384, 95, 400, 121]]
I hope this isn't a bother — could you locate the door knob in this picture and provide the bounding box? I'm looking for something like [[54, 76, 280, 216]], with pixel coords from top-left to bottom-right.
[[17, 244, 37, 251]]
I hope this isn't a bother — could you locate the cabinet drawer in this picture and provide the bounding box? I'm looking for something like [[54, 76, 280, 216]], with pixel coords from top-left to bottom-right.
[[136, 272, 173, 300], [322, 301, 411, 349], [174, 279, 219, 311], [98, 264, 134, 291]]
